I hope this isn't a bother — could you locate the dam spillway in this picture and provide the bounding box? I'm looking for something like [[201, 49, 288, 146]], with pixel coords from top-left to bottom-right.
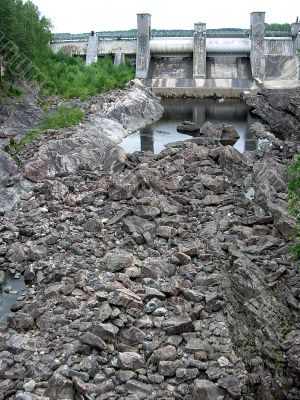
[[50, 11, 300, 95]]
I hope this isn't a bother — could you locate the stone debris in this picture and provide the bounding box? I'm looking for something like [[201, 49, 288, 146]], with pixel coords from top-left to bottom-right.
[[0, 85, 299, 400]]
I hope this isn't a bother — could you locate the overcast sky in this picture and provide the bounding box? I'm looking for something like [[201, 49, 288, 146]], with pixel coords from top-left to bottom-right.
[[31, 0, 299, 33]]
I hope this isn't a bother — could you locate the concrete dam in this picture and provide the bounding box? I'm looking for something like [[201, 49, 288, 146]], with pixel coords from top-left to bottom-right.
[[51, 12, 300, 95]]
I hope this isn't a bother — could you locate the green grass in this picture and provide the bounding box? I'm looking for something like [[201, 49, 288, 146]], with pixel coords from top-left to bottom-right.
[[11, 106, 84, 152]]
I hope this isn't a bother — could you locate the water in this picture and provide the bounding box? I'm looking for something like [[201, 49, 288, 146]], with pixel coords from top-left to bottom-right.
[[120, 98, 258, 154], [0, 272, 27, 322]]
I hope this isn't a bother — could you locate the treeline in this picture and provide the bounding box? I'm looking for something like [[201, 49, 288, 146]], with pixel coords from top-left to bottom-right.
[[0, 0, 134, 100], [53, 29, 249, 41], [53, 24, 293, 42]]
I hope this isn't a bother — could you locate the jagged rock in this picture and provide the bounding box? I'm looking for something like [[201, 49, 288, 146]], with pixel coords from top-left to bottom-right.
[[200, 121, 222, 137], [15, 393, 44, 400], [156, 225, 177, 238], [103, 249, 133, 272], [80, 332, 107, 350], [125, 379, 154, 396], [193, 379, 223, 400], [117, 352, 145, 370], [108, 173, 140, 200], [176, 367, 199, 381], [7, 313, 34, 331], [108, 288, 143, 309], [152, 345, 177, 362], [119, 326, 146, 345], [158, 360, 181, 377], [44, 372, 74, 399], [163, 314, 195, 335], [0, 379, 15, 399], [6, 334, 47, 354], [217, 123, 240, 139], [92, 322, 119, 342], [133, 205, 161, 220], [218, 375, 242, 398]]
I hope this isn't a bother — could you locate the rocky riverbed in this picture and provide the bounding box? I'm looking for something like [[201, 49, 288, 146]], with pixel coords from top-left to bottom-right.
[[0, 83, 299, 400]]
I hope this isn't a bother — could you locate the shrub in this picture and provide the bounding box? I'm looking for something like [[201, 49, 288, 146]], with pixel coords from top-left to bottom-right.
[[39, 53, 134, 99]]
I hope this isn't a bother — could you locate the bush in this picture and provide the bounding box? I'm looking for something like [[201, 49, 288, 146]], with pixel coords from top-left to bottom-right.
[[39, 53, 134, 99], [287, 154, 300, 259]]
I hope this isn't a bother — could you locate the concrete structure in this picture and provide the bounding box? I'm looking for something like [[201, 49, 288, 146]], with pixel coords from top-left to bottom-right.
[[86, 34, 99, 66], [250, 12, 266, 80], [193, 23, 206, 79], [51, 11, 300, 95], [136, 13, 151, 78]]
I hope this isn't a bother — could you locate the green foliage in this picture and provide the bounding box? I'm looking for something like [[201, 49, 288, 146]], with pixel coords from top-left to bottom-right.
[[39, 53, 134, 99], [0, 0, 52, 80], [11, 107, 84, 152], [0, 0, 134, 101], [287, 154, 300, 259], [266, 23, 291, 32]]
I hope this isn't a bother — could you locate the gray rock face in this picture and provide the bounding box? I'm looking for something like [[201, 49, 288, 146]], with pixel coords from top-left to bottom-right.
[[0, 149, 17, 185]]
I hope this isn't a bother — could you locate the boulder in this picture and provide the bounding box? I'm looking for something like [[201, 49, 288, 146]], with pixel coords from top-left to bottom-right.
[[200, 121, 222, 137], [24, 126, 127, 182], [217, 123, 240, 139], [177, 121, 200, 134]]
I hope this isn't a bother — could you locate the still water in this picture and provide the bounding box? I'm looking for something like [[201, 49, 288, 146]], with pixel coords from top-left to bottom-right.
[[0, 272, 27, 322], [120, 98, 257, 154]]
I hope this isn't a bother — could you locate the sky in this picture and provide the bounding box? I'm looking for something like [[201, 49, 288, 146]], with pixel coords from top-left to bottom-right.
[[31, 0, 299, 33]]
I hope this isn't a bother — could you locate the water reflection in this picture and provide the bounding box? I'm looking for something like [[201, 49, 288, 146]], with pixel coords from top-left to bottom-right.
[[120, 98, 258, 154]]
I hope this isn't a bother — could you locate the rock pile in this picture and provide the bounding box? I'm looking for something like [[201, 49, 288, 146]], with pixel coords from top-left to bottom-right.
[[0, 83, 299, 400], [0, 134, 299, 399]]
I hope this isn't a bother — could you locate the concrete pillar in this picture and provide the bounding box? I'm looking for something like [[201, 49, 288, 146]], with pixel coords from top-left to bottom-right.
[[86, 33, 99, 66], [193, 23, 206, 79], [291, 22, 300, 52], [136, 13, 151, 79], [250, 12, 265, 80]]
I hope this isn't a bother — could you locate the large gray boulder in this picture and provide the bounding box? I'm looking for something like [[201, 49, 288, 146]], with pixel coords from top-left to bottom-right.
[[91, 79, 164, 134], [24, 123, 127, 182]]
